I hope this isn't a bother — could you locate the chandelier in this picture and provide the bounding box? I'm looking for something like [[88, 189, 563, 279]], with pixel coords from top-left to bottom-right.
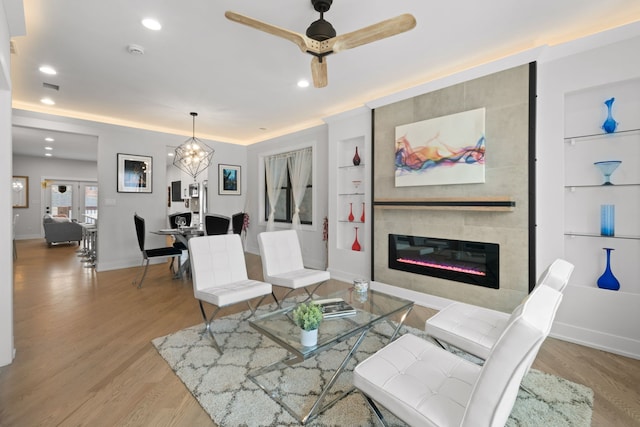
[[173, 112, 215, 180]]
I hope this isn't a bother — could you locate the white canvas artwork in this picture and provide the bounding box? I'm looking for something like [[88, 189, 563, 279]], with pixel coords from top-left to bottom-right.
[[395, 108, 486, 187]]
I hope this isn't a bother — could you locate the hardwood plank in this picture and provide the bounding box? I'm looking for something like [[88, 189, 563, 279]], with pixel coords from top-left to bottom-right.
[[1, 239, 638, 426]]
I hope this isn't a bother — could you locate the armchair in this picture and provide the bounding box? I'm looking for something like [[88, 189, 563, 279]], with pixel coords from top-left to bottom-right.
[[257, 229, 330, 307], [189, 234, 272, 353], [353, 284, 563, 427], [425, 258, 574, 359]]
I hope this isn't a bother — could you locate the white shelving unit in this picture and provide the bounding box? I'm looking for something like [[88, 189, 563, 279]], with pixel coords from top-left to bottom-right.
[[563, 122, 640, 296], [337, 140, 366, 252]]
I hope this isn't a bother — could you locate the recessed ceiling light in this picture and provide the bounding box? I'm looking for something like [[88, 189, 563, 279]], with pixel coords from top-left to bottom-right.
[[45, 153, 52, 157], [45, 137, 54, 142], [142, 18, 161, 31], [40, 97, 55, 105], [39, 65, 57, 75], [45, 146, 53, 150], [297, 79, 310, 88], [167, 152, 174, 157]]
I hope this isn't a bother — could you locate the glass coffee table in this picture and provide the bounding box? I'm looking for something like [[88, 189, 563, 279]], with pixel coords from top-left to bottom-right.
[[248, 287, 414, 424]]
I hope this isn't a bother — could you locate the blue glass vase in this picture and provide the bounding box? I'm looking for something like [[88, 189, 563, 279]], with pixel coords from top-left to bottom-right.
[[600, 204, 615, 236], [602, 97, 618, 134], [597, 248, 620, 291]]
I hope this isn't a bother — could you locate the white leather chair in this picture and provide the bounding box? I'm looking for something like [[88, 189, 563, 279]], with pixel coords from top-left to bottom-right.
[[257, 229, 330, 307], [425, 259, 573, 359], [189, 234, 272, 354], [353, 285, 563, 427]]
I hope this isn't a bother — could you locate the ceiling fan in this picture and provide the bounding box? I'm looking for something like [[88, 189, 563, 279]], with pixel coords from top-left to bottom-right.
[[225, 0, 416, 88]]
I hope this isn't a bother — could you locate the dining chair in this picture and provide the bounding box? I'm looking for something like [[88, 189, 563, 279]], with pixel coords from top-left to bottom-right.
[[13, 213, 19, 260], [133, 214, 183, 288], [257, 229, 330, 307], [353, 284, 563, 427], [231, 212, 245, 235], [189, 233, 272, 354], [204, 213, 231, 235], [424, 258, 574, 360]]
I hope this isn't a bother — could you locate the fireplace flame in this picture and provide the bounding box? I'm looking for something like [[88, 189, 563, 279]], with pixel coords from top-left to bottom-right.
[[397, 257, 486, 276]]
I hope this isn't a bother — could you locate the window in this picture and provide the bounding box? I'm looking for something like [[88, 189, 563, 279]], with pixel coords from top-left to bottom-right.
[[264, 148, 313, 225]]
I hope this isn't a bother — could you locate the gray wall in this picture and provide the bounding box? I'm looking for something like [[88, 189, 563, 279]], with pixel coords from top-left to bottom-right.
[[372, 64, 531, 312]]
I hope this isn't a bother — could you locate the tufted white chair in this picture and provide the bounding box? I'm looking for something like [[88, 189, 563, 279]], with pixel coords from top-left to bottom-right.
[[424, 259, 573, 359], [353, 284, 563, 427], [189, 234, 272, 354], [257, 229, 330, 307]]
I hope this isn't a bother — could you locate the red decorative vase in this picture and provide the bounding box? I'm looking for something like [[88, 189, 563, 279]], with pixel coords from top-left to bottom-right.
[[352, 227, 361, 251], [348, 202, 355, 222], [360, 202, 365, 223], [352, 146, 361, 166]]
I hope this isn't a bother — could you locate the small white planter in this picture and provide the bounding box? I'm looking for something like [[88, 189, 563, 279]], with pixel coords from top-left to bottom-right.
[[300, 328, 318, 347]]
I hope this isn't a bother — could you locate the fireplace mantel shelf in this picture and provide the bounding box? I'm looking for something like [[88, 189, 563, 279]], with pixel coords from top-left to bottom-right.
[[373, 197, 515, 212]]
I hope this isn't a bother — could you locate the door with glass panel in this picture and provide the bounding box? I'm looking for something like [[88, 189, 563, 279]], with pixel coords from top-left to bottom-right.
[[44, 180, 98, 223]]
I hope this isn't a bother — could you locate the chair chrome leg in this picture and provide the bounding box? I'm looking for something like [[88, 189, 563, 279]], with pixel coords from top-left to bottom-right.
[[199, 301, 223, 354], [362, 394, 389, 427], [133, 258, 150, 288]]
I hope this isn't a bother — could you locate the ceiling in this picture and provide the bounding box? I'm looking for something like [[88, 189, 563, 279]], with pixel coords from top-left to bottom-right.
[[10, 0, 640, 161]]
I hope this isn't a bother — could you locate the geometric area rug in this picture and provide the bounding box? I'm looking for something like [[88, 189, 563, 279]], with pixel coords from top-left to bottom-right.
[[152, 304, 593, 427]]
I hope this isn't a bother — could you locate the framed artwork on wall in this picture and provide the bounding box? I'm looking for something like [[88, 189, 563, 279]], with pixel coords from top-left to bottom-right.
[[219, 164, 241, 195], [12, 176, 29, 208], [395, 108, 486, 187], [117, 153, 152, 193]]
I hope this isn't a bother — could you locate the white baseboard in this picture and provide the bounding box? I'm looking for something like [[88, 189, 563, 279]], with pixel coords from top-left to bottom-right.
[[551, 321, 640, 360]]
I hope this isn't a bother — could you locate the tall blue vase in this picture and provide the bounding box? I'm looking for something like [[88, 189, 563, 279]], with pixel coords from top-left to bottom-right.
[[602, 97, 618, 134], [597, 248, 620, 291]]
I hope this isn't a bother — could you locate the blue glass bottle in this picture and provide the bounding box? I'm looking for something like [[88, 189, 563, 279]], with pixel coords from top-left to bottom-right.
[[597, 248, 620, 291], [602, 97, 618, 134]]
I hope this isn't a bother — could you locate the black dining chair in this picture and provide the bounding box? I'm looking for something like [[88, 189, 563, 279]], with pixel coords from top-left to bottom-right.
[[231, 212, 245, 235], [204, 214, 231, 235], [168, 212, 193, 250], [133, 214, 183, 288]]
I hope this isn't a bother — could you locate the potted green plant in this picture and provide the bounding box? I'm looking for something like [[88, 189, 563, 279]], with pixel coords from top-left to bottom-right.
[[292, 301, 323, 346]]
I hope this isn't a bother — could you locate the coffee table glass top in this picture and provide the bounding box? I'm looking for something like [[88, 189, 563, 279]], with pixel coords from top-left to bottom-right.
[[249, 287, 413, 360]]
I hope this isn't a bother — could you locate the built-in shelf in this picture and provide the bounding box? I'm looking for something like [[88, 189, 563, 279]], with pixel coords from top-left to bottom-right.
[[373, 197, 515, 212], [565, 184, 639, 189], [338, 164, 365, 169], [564, 128, 640, 142], [564, 232, 640, 240], [338, 192, 365, 196]]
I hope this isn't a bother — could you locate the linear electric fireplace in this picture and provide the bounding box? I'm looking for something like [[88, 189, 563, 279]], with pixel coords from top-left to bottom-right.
[[389, 234, 499, 289]]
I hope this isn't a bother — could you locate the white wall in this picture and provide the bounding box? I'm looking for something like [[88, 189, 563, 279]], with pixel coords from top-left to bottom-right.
[[245, 125, 328, 269], [12, 155, 97, 238], [1, 0, 25, 367]]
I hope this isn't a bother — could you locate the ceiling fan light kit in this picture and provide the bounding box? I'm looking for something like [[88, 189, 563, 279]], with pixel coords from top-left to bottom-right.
[[225, 0, 416, 88]]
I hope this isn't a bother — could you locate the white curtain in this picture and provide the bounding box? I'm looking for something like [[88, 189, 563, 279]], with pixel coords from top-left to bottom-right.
[[264, 155, 288, 231], [288, 147, 312, 230]]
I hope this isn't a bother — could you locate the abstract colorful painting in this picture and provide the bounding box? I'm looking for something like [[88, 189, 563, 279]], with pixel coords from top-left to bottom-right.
[[395, 108, 486, 187]]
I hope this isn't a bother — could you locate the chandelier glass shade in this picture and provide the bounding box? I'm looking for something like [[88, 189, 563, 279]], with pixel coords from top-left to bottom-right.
[[173, 112, 215, 180]]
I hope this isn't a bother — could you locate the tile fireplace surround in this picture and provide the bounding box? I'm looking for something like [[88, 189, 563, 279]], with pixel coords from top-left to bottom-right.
[[372, 64, 533, 313]]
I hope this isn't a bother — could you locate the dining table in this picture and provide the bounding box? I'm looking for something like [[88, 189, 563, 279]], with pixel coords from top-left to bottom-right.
[[152, 226, 204, 277]]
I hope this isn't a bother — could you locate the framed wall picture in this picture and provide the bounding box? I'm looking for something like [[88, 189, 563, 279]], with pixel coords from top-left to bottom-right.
[[12, 176, 29, 208], [218, 164, 241, 195], [117, 153, 152, 193]]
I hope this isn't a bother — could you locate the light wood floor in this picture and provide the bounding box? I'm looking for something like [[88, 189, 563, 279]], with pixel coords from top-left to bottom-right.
[[1, 239, 639, 426]]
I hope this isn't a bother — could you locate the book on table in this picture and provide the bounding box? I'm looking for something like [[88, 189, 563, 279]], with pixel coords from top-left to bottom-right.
[[314, 298, 356, 318]]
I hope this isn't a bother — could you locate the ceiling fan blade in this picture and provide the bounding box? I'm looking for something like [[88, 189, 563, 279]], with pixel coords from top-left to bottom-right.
[[328, 14, 416, 53], [311, 57, 328, 88], [225, 11, 311, 53]]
